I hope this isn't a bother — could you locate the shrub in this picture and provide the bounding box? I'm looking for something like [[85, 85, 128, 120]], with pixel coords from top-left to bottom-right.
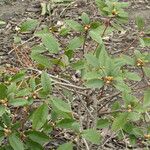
[[0, 0, 150, 149]]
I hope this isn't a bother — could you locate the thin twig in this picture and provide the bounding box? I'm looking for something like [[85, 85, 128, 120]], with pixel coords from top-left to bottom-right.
[[9, 18, 42, 55], [58, 85, 87, 97], [54, 85, 70, 103], [98, 91, 121, 112], [54, 81, 89, 90], [76, 93, 94, 119], [145, 112, 150, 121], [59, 1, 76, 17], [98, 109, 126, 116], [98, 82, 139, 112], [122, 38, 138, 53], [112, 37, 138, 55], [28, 68, 89, 90], [83, 138, 90, 150], [93, 95, 98, 129], [121, 129, 128, 150], [28, 68, 70, 84], [99, 133, 117, 149], [8, 36, 35, 54]]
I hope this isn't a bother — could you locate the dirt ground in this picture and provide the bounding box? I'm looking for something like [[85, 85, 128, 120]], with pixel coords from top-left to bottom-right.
[[0, 0, 150, 149]]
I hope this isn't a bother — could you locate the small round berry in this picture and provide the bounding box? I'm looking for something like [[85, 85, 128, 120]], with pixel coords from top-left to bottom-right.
[[25, 96, 29, 100], [136, 59, 144, 67], [128, 109, 132, 112], [112, 9, 118, 15], [4, 128, 12, 136], [103, 76, 114, 84], [128, 105, 132, 109], [84, 24, 91, 31]]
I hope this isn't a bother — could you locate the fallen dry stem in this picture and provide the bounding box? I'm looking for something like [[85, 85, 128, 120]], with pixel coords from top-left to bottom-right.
[[28, 68, 89, 90]]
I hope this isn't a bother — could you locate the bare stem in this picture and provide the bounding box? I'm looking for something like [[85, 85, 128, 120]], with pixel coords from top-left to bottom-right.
[[83, 31, 88, 54], [93, 17, 112, 54]]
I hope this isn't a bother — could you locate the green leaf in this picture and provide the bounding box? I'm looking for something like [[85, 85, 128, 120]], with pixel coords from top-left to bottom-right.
[[112, 113, 129, 131], [143, 67, 150, 78], [37, 33, 60, 53], [132, 127, 143, 137], [95, 42, 105, 58], [26, 139, 43, 150], [9, 98, 29, 107], [9, 134, 24, 150], [57, 118, 76, 129], [26, 131, 49, 146], [64, 50, 73, 60], [145, 53, 150, 61], [57, 142, 73, 150], [7, 83, 17, 95], [41, 72, 51, 93], [121, 54, 134, 65], [82, 129, 101, 144], [2, 113, 11, 127], [11, 71, 25, 83], [134, 103, 145, 113], [134, 50, 143, 58], [114, 81, 131, 93], [112, 101, 121, 111], [143, 89, 150, 108], [0, 20, 6, 25], [97, 119, 110, 129], [117, 2, 129, 8], [0, 84, 7, 99], [140, 37, 150, 47], [59, 27, 70, 36], [71, 60, 85, 70], [122, 92, 138, 105], [32, 103, 49, 130], [123, 122, 134, 134], [20, 19, 38, 32], [139, 38, 145, 47], [85, 79, 104, 89], [51, 98, 71, 113], [90, 22, 101, 29], [31, 45, 47, 54], [135, 16, 145, 31], [128, 112, 141, 122], [67, 36, 84, 50], [0, 105, 6, 117], [65, 20, 83, 32], [84, 72, 100, 80], [85, 53, 99, 67], [29, 78, 36, 91], [51, 109, 72, 121], [117, 11, 128, 20], [81, 12, 90, 24], [0, 131, 4, 146], [98, 44, 110, 66], [113, 57, 127, 70], [16, 88, 30, 97], [89, 30, 102, 44], [95, 0, 107, 16], [126, 72, 141, 81], [30, 53, 52, 67]]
